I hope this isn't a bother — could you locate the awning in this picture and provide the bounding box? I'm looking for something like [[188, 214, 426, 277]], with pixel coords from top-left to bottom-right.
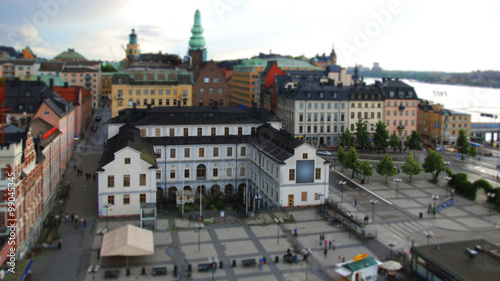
[[101, 224, 154, 257]]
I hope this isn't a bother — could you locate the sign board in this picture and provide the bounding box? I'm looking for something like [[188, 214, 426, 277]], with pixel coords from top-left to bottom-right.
[[353, 253, 368, 261], [220, 211, 225, 218]]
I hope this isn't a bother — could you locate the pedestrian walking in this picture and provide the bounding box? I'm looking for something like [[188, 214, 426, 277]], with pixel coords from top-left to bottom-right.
[[319, 233, 324, 245], [324, 240, 327, 248], [338, 256, 342, 263], [259, 256, 264, 270], [354, 198, 358, 207], [342, 257, 345, 262], [64, 213, 69, 222], [329, 240, 332, 249], [333, 240, 336, 250], [71, 213, 75, 222], [294, 228, 298, 237], [324, 247, 328, 258]]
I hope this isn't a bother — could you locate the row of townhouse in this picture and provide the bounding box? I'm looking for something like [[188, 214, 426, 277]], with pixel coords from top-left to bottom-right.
[[97, 106, 330, 218]]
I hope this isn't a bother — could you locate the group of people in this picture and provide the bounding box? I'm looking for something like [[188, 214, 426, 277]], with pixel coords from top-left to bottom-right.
[[74, 165, 95, 181], [320, 233, 336, 258], [65, 213, 87, 228]]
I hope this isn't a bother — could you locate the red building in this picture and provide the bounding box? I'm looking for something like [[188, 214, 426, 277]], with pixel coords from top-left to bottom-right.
[[54, 84, 92, 139]]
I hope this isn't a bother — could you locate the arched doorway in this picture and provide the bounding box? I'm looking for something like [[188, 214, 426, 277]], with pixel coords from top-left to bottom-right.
[[196, 185, 206, 195], [225, 184, 234, 197], [237, 184, 246, 198], [211, 185, 220, 196], [183, 186, 192, 191], [167, 186, 177, 199], [196, 164, 206, 179], [156, 187, 164, 201]]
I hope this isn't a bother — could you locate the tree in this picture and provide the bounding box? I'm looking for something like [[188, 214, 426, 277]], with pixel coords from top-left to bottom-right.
[[389, 133, 400, 151], [405, 131, 423, 151], [456, 129, 470, 157], [357, 160, 373, 183], [468, 145, 478, 159], [337, 147, 345, 172], [376, 153, 397, 183], [355, 119, 370, 150], [344, 148, 359, 171], [373, 120, 389, 150], [422, 150, 445, 182], [340, 129, 354, 148], [401, 153, 423, 182], [101, 64, 117, 72]]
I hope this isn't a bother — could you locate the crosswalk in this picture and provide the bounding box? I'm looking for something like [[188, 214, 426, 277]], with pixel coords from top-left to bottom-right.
[[382, 221, 434, 240]]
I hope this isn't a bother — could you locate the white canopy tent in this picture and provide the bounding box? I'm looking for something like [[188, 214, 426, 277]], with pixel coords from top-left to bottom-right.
[[101, 224, 154, 267]]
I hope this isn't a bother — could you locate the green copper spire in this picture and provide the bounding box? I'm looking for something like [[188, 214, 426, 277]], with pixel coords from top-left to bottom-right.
[[189, 10, 205, 50]]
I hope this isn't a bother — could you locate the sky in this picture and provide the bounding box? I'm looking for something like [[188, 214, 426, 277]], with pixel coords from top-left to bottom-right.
[[1, 0, 499, 72]]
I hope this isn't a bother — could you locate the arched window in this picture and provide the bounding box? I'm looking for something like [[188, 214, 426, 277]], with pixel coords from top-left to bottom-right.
[[196, 164, 206, 178]]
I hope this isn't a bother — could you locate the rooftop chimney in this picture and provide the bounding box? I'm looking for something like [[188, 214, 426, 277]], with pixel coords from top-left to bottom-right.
[[49, 78, 54, 90], [64, 82, 68, 88]]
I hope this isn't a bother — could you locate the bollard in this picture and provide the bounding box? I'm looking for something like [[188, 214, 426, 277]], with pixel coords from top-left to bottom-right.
[[188, 264, 192, 272], [219, 261, 223, 269], [275, 256, 279, 263], [232, 260, 236, 267]]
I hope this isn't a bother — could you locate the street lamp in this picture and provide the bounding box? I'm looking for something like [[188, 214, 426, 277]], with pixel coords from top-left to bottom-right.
[[302, 248, 313, 281], [339, 181, 346, 202], [195, 223, 204, 251], [255, 194, 262, 212], [208, 256, 218, 281], [274, 217, 283, 245], [370, 199, 378, 223], [432, 195, 439, 219], [103, 204, 111, 229], [487, 192, 496, 215], [424, 230, 433, 245], [87, 265, 99, 281], [394, 178, 402, 199], [318, 193, 325, 205], [388, 240, 396, 259]]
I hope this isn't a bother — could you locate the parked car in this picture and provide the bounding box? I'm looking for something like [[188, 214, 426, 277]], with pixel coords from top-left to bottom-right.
[[95, 115, 102, 121], [317, 151, 331, 156]]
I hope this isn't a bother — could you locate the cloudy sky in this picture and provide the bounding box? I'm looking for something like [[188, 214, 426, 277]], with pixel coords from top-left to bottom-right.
[[1, 0, 499, 72]]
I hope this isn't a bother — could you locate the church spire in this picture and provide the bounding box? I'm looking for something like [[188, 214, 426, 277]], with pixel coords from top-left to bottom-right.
[[189, 10, 206, 51]]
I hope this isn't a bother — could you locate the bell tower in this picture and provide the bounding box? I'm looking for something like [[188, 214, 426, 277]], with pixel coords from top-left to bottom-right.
[[126, 28, 140, 60], [188, 10, 206, 69]]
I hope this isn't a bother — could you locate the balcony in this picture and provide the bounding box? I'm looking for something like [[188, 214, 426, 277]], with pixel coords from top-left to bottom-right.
[[116, 94, 124, 100], [397, 125, 405, 130], [182, 93, 188, 100], [399, 106, 405, 110]]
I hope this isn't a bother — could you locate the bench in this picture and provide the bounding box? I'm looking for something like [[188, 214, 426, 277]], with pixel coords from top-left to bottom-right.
[[241, 259, 256, 267], [198, 263, 212, 272], [104, 270, 119, 279], [152, 267, 167, 276]]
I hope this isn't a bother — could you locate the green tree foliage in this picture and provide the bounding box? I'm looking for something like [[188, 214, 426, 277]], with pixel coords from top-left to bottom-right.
[[422, 150, 445, 182], [457, 129, 470, 156], [344, 148, 359, 171], [357, 160, 373, 183], [401, 153, 423, 182], [101, 64, 117, 72], [373, 120, 389, 149], [389, 133, 400, 150], [337, 147, 345, 172], [450, 173, 468, 187], [404, 131, 423, 151], [376, 153, 397, 183], [340, 129, 354, 148], [468, 146, 478, 158], [355, 119, 370, 149]]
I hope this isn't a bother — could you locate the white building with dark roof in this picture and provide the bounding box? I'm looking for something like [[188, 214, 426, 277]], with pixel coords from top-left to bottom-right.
[[98, 106, 330, 217]]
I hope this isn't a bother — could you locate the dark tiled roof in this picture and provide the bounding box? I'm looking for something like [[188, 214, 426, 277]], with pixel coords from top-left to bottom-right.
[[249, 124, 302, 163], [39, 62, 64, 72], [109, 106, 273, 126], [98, 125, 156, 170], [0, 60, 36, 66], [378, 78, 419, 99], [0, 125, 25, 144], [44, 93, 74, 118], [62, 67, 98, 73], [147, 135, 249, 146], [3, 79, 54, 114], [275, 75, 350, 100], [0, 46, 22, 58]]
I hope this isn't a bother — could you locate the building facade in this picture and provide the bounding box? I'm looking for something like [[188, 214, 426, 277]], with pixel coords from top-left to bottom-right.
[[110, 71, 194, 117], [192, 61, 230, 106], [61, 61, 101, 108], [0, 60, 39, 79]]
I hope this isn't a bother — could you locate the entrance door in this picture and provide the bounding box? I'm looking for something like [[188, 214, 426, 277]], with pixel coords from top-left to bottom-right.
[[288, 194, 294, 207]]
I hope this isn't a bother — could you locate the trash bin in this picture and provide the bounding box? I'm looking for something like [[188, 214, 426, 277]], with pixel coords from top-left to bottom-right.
[[419, 212, 423, 219], [232, 260, 236, 267], [275, 256, 279, 263], [219, 261, 223, 269], [361, 179, 365, 184]]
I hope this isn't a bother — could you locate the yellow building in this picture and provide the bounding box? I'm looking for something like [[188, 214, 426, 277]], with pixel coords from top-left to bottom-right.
[[101, 73, 113, 102], [417, 101, 471, 149], [125, 29, 140, 60], [111, 71, 194, 117]]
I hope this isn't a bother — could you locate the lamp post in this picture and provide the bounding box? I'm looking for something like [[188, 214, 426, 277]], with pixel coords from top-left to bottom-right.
[[318, 193, 324, 205], [339, 181, 346, 202], [87, 265, 99, 281], [195, 223, 204, 251], [394, 178, 402, 199], [388, 240, 396, 259], [208, 256, 218, 281], [255, 194, 262, 212], [302, 248, 313, 281], [424, 230, 433, 245], [487, 192, 496, 215], [103, 204, 110, 229], [445, 176, 452, 197], [274, 217, 283, 245], [370, 199, 378, 223], [432, 195, 439, 219]]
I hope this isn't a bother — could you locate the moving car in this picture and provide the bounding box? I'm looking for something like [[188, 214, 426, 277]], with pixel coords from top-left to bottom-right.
[[95, 115, 102, 121], [317, 151, 331, 156]]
